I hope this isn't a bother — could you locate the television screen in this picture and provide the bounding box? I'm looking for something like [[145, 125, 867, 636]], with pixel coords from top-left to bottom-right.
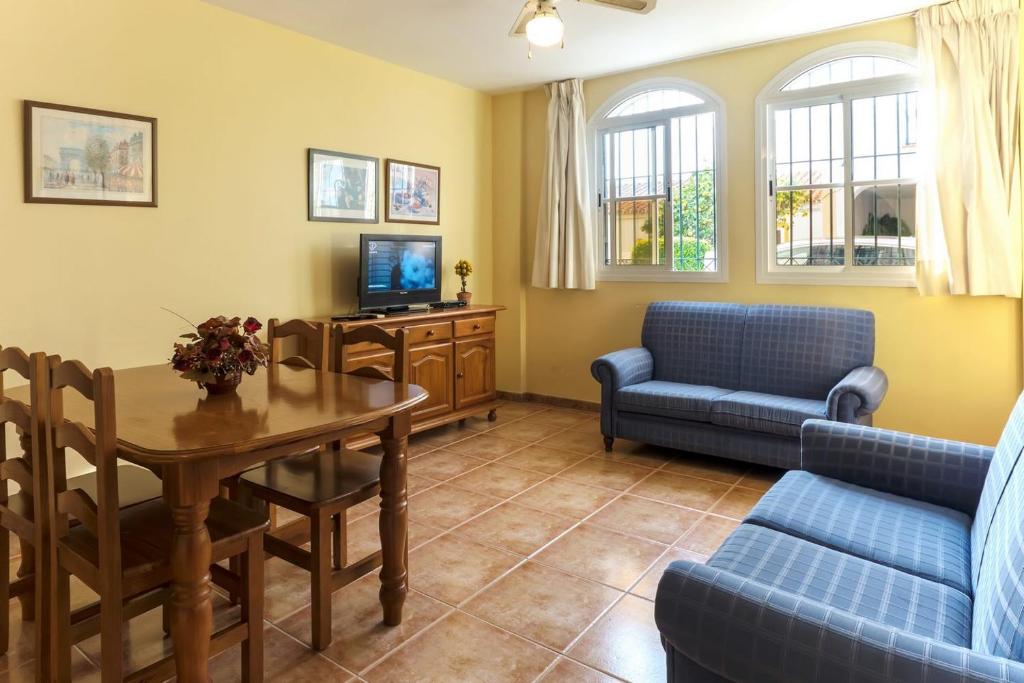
[[365, 239, 437, 293]]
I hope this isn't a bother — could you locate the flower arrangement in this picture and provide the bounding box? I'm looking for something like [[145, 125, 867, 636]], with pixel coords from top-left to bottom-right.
[[171, 315, 269, 393], [454, 259, 473, 303]]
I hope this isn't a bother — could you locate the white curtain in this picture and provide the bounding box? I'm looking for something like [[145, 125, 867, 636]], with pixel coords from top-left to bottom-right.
[[915, 0, 1021, 297], [532, 79, 596, 290]]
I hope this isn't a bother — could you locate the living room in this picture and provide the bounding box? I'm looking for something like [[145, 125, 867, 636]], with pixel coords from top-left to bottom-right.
[[1, 0, 1021, 681]]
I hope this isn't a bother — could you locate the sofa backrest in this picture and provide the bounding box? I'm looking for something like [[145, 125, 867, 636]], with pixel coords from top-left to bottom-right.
[[739, 305, 875, 399], [971, 393, 1024, 659], [641, 302, 746, 389]]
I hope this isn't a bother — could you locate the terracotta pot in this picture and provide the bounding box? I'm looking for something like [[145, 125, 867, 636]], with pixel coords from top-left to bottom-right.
[[205, 372, 242, 396], [457, 291, 472, 303]]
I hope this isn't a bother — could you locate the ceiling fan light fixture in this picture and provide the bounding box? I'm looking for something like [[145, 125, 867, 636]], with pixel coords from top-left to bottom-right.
[[525, 4, 564, 48]]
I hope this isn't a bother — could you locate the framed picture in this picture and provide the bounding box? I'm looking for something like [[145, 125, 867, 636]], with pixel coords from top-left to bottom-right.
[[308, 148, 378, 223], [385, 159, 440, 225], [23, 100, 157, 207]]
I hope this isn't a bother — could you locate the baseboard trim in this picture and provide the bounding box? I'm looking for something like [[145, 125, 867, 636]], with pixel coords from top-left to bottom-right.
[[497, 391, 600, 413]]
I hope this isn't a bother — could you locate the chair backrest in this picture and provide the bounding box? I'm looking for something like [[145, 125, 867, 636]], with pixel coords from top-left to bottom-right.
[[47, 358, 122, 578], [0, 346, 48, 516], [338, 325, 410, 384], [641, 302, 747, 389], [268, 319, 330, 372]]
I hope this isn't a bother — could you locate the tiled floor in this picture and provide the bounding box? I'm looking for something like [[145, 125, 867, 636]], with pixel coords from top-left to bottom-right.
[[1, 401, 781, 682]]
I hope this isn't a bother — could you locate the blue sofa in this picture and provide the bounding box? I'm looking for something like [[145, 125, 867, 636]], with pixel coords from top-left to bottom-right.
[[655, 401, 1024, 682], [591, 302, 888, 469]]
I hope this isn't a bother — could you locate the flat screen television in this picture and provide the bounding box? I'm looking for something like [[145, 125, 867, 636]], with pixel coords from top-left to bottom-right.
[[358, 234, 442, 312]]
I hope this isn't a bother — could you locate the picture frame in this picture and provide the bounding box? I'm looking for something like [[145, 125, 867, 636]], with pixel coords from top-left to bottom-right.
[[385, 159, 440, 225], [23, 100, 157, 207], [308, 148, 379, 223]]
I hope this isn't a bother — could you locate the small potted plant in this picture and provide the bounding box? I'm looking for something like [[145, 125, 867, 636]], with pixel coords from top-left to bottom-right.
[[171, 315, 269, 395], [454, 259, 473, 304]]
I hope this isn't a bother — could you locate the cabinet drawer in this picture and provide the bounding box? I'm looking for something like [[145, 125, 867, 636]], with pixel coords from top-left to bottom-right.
[[453, 316, 494, 338], [406, 321, 452, 346]]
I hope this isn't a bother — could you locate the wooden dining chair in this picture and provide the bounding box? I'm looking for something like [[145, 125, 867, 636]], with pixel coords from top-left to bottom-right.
[[237, 322, 409, 650], [45, 357, 269, 681]]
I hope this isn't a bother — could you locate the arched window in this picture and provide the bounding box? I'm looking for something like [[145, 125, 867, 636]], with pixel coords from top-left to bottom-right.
[[591, 79, 726, 281], [755, 43, 919, 286]]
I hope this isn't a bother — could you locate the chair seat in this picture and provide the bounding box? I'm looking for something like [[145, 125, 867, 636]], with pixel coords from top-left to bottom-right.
[[706, 524, 973, 646], [745, 471, 973, 594], [238, 448, 382, 511], [60, 496, 268, 596], [710, 390, 826, 437], [616, 381, 731, 421]]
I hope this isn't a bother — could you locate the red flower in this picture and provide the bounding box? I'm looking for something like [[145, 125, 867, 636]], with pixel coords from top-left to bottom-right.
[[238, 349, 254, 363], [206, 347, 222, 361], [219, 337, 231, 351], [243, 317, 262, 334]]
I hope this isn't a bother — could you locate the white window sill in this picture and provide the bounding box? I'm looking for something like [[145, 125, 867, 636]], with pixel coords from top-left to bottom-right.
[[756, 268, 916, 287], [598, 268, 728, 284]]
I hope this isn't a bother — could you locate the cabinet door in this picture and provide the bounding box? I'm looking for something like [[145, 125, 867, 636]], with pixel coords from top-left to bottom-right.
[[409, 342, 454, 421], [455, 338, 496, 409]]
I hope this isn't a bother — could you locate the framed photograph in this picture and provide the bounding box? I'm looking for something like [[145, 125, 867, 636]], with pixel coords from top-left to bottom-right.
[[23, 100, 157, 207], [385, 159, 440, 225], [308, 148, 378, 223]]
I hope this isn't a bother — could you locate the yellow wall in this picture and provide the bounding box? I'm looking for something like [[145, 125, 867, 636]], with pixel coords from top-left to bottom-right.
[[0, 0, 493, 372], [495, 17, 1023, 445]]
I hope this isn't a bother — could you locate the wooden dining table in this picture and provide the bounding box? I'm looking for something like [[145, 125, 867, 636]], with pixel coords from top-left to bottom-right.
[[10, 362, 427, 682]]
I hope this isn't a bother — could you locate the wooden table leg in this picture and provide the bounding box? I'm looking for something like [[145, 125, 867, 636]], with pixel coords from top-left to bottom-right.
[[378, 411, 410, 626]]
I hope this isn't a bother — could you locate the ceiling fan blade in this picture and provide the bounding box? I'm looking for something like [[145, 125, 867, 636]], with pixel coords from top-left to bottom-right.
[[578, 0, 656, 14], [509, 1, 535, 37]]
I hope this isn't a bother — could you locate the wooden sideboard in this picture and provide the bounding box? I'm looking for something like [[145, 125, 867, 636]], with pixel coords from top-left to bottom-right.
[[310, 305, 504, 438]]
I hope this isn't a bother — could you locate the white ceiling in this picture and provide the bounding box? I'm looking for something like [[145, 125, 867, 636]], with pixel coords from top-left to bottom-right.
[[203, 0, 937, 93]]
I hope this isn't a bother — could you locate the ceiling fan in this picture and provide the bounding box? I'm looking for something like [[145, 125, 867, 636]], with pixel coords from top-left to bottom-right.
[[510, 0, 657, 52]]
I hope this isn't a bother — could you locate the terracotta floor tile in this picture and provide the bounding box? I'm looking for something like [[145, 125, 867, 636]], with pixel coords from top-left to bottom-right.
[[676, 514, 740, 555], [521, 409, 595, 428], [497, 444, 588, 475], [491, 420, 564, 444], [739, 465, 784, 491], [278, 573, 450, 674], [5, 648, 99, 682], [630, 547, 708, 601], [534, 524, 665, 591], [539, 657, 619, 682], [203, 623, 354, 682], [363, 611, 555, 683], [407, 449, 487, 482], [604, 440, 678, 469], [447, 462, 549, 499], [444, 432, 530, 460], [568, 595, 666, 683], [494, 401, 550, 419], [407, 484, 499, 530], [346, 474, 435, 522], [409, 534, 521, 605], [559, 458, 653, 492], [567, 415, 603, 434], [416, 424, 472, 448], [263, 554, 313, 622], [463, 562, 621, 651], [453, 502, 575, 556], [510, 477, 619, 520], [629, 471, 731, 510], [709, 486, 764, 520], [347, 512, 443, 558], [587, 494, 702, 545], [661, 453, 750, 484], [538, 430, 608, 455], [457, 412, 504, 432]]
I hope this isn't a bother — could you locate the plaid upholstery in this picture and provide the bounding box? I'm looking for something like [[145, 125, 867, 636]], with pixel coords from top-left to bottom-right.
[[802, 420, 994, 516], [591, 346, 653, 436], [710, 391, 826, 437], [739, 305, 875, 400], [616, 381, 730, 421], [826, 365, 889, 422], [746, 471, 973, 594], [616, 412, 802, 469], [641, 301, 746, 388], [656, 555, 1024, 683], [707, 525, 972, 644]]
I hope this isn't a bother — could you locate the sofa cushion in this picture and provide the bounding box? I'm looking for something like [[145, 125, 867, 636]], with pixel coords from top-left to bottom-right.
[[746, 471, 972, 594], [641, 302, 746, 389], [708, 524, 973, 646], [616, 381, 730, 422], [710, 391, 825, 437], [739, 305, 874, 399]]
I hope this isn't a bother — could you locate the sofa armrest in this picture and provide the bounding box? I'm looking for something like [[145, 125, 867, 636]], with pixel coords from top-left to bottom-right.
[[801, 419, 993, 515], [826, 365, 888, 422], [591, 347, 653, 439], [656, 560, 1024, 683]]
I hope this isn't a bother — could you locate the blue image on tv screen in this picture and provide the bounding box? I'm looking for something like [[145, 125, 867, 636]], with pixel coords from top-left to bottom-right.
[[366, 240, 436, 292]]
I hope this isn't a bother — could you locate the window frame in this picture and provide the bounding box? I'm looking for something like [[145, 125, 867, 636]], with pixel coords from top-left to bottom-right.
[[589, 77, 729, 283], [754, 42, 919, 287]]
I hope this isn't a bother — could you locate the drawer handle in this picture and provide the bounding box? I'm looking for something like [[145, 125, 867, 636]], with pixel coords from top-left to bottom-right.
[[473, 324, 481, 330], [426, 330, 435, 337], [456, 372, 465, 379]]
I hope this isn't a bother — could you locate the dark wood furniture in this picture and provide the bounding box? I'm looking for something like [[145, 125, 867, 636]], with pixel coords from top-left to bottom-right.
[[238, 322, 409, 650], [318, 304, 504, 442], [8, 363, 426, 682]]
